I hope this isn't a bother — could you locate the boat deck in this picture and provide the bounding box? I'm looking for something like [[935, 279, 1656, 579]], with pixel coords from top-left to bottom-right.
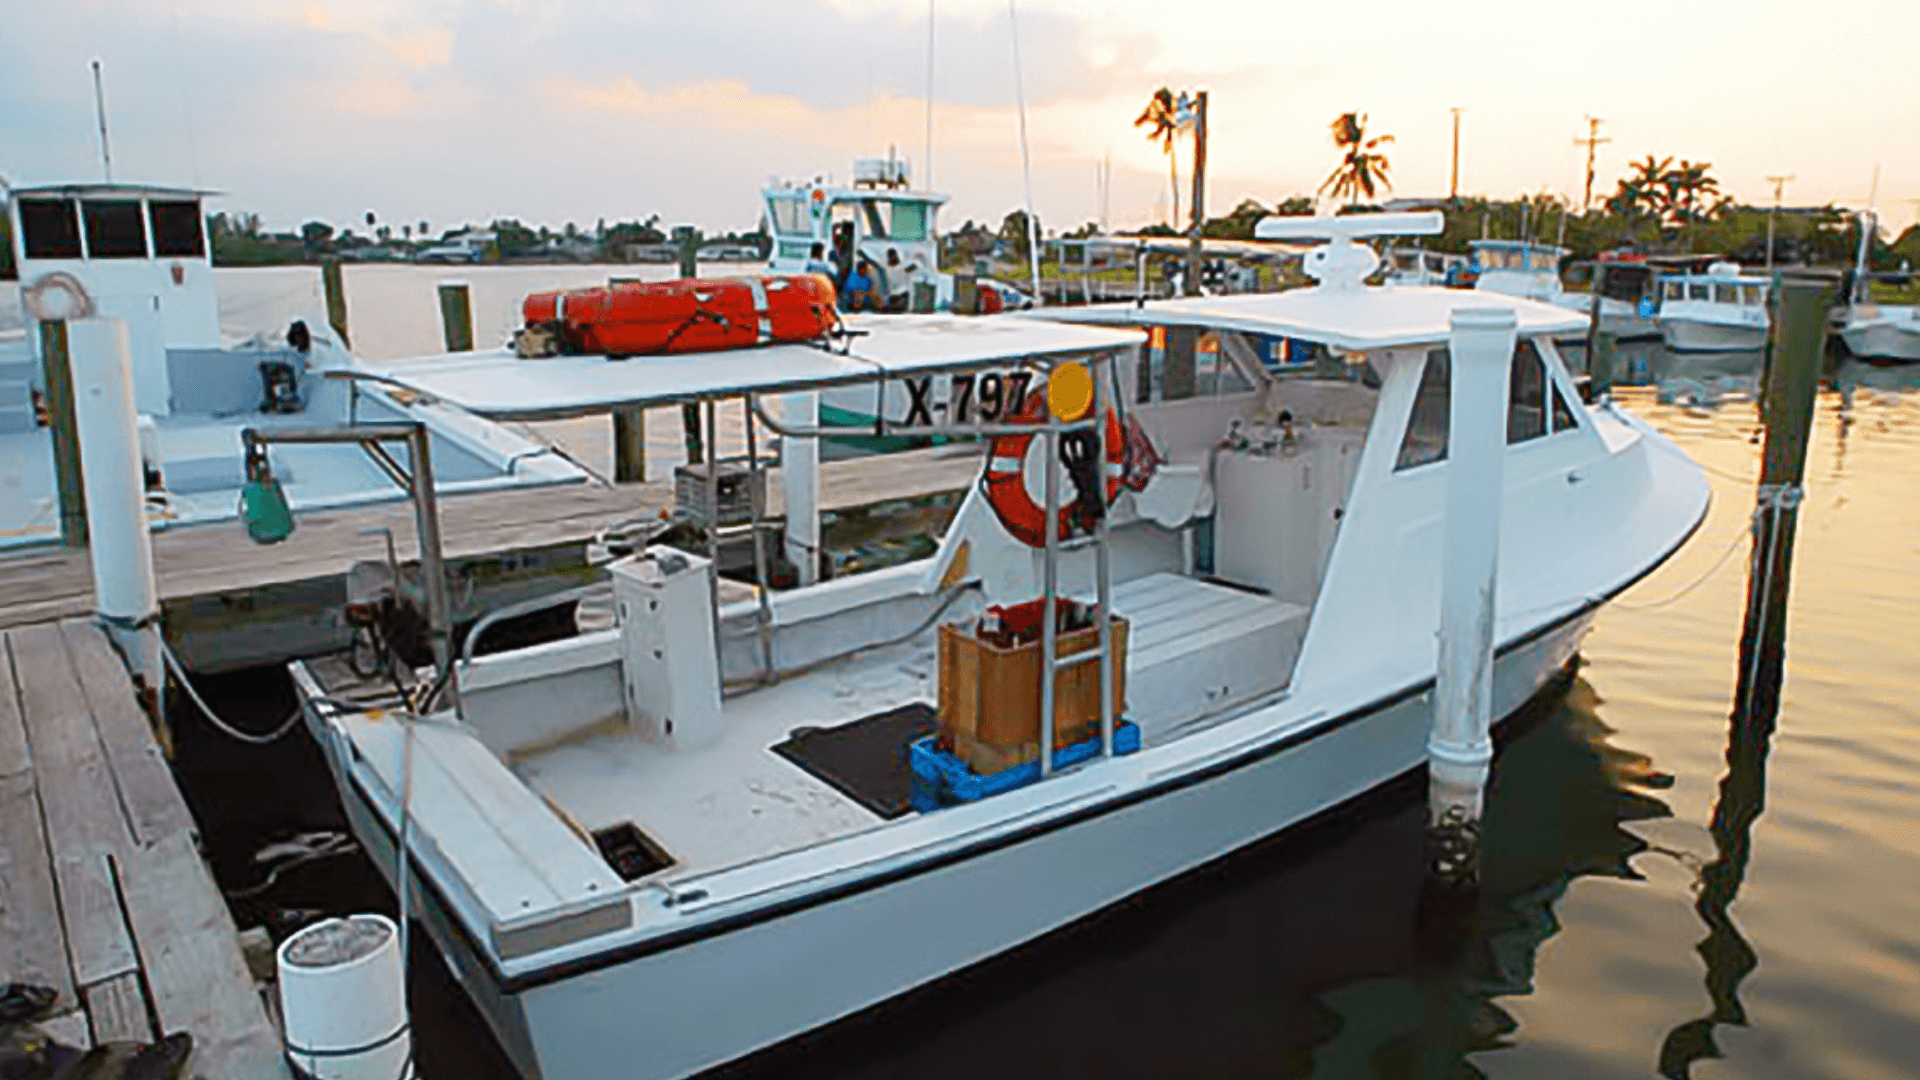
[[0, 620, 286, 1077], [511, 572, 1309, 877]]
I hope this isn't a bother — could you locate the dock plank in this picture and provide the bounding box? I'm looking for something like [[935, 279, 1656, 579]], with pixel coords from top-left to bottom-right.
[[120, 831, 289, 1079], [0, 771, 73, 1011], [5, 625, 140, 988], [0, 629, 27, 777], [83, 971, 152, 1045], [58, 621, 197, 848]]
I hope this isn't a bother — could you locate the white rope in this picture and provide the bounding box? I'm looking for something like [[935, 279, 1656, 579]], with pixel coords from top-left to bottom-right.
[[161, 640, 302, 745], [1611, 525, 1751, 611]]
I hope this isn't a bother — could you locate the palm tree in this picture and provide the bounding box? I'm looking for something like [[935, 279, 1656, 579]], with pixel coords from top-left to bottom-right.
[[1666, 160, 1720, 225], [1135, 88, 1181, 227], [1320, 112, 1393, 208]]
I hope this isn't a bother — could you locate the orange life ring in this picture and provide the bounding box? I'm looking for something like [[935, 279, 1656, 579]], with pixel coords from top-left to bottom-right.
[[984, 388, 1124, 547]]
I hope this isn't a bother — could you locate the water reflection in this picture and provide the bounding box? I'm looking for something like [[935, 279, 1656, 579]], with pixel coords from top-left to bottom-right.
[[1295, 676, 1676, 1080]]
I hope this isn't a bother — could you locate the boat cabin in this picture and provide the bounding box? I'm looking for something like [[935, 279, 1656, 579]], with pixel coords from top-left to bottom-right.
[[1469, 239, 1567, 302], [763, 158, 951, 311], [1658, 264, 1769, 308]]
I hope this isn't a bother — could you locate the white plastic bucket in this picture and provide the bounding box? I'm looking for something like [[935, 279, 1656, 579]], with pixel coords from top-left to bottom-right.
[[276, 914, 412, 1080]]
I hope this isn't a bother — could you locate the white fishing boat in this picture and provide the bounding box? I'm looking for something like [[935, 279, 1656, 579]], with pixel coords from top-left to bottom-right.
[[1384, 246, 1468, 288], [0, 182, 585, 547], [284, 212, 1707, 1080], [1837, 212, 1920, 362], [1656, 262, 1771, 352], [1469, 240, 1659, 341], [1839, 302, 1920, 362]]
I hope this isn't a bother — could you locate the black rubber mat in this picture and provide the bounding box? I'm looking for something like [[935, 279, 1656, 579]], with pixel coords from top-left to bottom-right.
[[770, 702, 939, 819]]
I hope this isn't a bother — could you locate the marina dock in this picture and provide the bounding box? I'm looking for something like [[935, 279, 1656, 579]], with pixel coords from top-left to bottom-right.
[[1, 619, 286, 1078], [0, 444, 983, 667]]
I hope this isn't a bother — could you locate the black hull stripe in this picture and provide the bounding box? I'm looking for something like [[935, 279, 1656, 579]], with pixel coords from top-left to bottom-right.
[[350, 496, 1706, 995]]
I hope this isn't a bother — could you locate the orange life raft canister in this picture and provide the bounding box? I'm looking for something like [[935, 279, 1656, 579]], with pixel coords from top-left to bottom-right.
[[521, 274, 837, 357]]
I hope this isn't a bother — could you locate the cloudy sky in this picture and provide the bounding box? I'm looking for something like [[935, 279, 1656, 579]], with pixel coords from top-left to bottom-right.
[[3, 0, 1915, 237]]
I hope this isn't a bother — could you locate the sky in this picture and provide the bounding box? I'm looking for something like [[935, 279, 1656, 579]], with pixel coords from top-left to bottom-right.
[[2, 0, 1916, 238]]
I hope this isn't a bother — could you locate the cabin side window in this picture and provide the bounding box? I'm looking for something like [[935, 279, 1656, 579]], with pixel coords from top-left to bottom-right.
[[1507, 339, 1547, 444], [1688, 282, 1710, 302], [1395, 348, 1450, 470], [886, 201, 928, 242], [18, 199, 83, 259], [1551, 380, 1580, 432], [148, 200, 205, 258], [82, 200, 147, 259]]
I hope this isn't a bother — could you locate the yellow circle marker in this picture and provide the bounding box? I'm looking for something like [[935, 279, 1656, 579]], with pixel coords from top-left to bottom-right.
[[1047, 362, 1094, 422]]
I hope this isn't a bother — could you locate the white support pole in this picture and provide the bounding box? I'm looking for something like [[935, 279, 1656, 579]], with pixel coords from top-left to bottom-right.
[[67, 317, 161, 686], [780, 391, 821, 586], [1428, 307, 1516, 888]]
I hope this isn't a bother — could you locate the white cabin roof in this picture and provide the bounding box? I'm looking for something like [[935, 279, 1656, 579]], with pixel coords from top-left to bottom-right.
[[364, 315, 1141, 420], [7, 183, 217, 202], [1034, 286, 1587, 351]]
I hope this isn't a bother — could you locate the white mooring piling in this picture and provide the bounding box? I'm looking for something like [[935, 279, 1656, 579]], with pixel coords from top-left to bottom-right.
[[66, 317, 162, 687], [1428, 307, 1517, 887], [278, 913, 413, 1080], [781, 391, 821, 586]]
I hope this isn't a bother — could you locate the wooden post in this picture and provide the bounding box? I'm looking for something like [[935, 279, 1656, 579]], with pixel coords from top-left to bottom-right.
[[1735, 280, 1827, 723], [321, 257, 350, 349], [954, 273, 978, 315], [1186, 91, 1208, 297], [1163, 325, 1198, 400], [677, 230, 698, 279], [39, 321, 87, 547], [613, 407, 646, 483], [1583, 263, 1614, 396], [437, 282, 473, 352], [681, 403, 704, 465]]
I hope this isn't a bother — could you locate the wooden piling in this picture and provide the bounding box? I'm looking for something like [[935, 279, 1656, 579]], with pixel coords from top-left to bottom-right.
[[1163, 325, 1198, 400], [438, 282, 474, 352], [681, 403, 704, 465], [38, 321, 87, 547], [677, 231, 698, 280], [1735, 279, 1827, 721], [1584, 262, 1610, 394], [613, 407, 646, 483], [320, 257, 350, 349]]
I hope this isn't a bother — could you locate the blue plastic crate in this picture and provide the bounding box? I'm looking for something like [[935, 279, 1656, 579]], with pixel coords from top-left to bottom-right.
[[910, 721, 1141, 811]]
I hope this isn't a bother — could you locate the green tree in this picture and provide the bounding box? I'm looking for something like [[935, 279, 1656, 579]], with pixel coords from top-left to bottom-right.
[[1135, 88, 1183, 227], [299, 221, 335, 252], [998, 209, 1041, 262], [1320, 112, 1393, 207], [1275, 195, 1315, 217], [1202, 198, 1270, 239]]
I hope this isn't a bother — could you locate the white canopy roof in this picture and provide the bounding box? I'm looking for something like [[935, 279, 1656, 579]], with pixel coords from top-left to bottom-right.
[[361, 315, 1141, 421], [1034, 285, 1588, 351]]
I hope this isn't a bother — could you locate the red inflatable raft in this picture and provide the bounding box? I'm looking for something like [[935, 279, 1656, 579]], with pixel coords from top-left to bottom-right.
[[520, 274, 837, 357]]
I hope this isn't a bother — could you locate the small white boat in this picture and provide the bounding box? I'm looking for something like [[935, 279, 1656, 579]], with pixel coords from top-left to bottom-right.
[[1840, 302, 1920, 362], [0, 183, 585, 548], [288, 213, 1708, 1080], [1469, 241, 1660, 341], [1657, 262, 1770, 353], [1384, 246, 1468, 287]]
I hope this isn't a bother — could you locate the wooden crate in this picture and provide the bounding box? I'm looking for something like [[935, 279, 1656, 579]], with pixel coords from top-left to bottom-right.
[[936, 614, 1128, 775]]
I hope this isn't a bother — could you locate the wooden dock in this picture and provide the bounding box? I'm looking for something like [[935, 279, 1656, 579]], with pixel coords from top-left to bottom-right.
[[0, 620, 287, 1078], [0, 444, 983, 670]]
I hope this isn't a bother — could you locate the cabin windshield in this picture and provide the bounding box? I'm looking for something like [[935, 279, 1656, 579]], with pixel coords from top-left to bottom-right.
[[148, 200, 205, 257], [886, 201, 929, 243], [768, 197, 811, 238], [82, 200, 147, 259], [18, 199, 83, 259]]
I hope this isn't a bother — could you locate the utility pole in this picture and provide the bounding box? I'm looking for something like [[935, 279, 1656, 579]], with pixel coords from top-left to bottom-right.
[[1186, 90, 1209, 296], [1449, 108, 1463, 200], [1764, 174, 1794, 274], [1575, 116, 1610, 212]]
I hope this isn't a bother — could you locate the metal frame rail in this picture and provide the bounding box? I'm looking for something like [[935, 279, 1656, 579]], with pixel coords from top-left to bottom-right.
[[731, 351, 1123, 769]]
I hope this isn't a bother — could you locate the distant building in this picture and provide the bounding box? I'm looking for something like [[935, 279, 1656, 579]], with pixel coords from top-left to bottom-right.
[[416, 229, 496, 263]]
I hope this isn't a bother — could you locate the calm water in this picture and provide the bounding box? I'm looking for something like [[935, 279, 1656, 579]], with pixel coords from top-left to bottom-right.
[[150, 274, 1920, 1079]]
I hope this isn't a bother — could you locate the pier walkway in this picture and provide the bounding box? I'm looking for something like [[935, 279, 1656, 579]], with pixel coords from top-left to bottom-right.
[[0, 620, 287, 1077], [0, 445, 983, 667]]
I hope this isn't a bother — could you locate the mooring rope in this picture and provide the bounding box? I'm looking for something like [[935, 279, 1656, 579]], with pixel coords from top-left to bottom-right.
[[161, 640, 303, 745]]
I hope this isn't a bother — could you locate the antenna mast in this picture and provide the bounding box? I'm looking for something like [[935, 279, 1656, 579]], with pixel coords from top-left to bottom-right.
[[91, 59, 115, 183], [1574, 115, 1609, 212], [923, 0, 935, 188]]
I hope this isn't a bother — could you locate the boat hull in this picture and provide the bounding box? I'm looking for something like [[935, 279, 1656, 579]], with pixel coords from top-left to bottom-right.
[[1841, 319, 1920, 362], [321, 611, 1591, 1080], [1660, 318, 1768, 353]]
